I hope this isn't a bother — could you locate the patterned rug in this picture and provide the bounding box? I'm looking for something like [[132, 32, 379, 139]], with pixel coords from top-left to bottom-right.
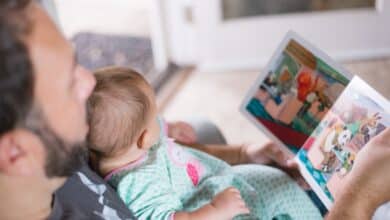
[[72, 32, 160, 86]]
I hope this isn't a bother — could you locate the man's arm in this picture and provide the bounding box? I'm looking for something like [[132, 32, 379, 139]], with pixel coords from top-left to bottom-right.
[[187, 142, 293, 167], [186, 143, 245, 165], [326, 176, 378, 220], [168, 120, 292, 166]]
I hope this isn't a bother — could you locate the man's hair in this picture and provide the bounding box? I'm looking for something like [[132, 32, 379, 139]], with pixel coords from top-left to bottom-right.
[[87, 67, 152, 157], [0, 0, 34, 135]]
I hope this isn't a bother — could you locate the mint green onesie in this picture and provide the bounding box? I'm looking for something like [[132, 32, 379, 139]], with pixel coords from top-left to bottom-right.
[[106, 119, 321, 220]]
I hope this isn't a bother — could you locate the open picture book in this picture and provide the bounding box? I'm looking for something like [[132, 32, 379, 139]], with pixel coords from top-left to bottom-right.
[[240, 31, 390, 209]]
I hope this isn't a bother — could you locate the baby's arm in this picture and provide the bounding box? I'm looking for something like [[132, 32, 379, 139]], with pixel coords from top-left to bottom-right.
[[174, 187, 250, 220]]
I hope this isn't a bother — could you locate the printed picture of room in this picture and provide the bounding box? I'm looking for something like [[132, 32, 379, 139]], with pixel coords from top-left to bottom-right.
[[246, 39, 349, 152]]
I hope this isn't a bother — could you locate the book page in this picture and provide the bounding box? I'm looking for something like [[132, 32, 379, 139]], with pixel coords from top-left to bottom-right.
[[296, 76, 390, 209], [241, 31, 350, 154]]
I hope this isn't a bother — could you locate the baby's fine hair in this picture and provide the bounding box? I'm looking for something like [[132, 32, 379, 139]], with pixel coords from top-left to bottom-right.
[[87, 66, 152, 157]]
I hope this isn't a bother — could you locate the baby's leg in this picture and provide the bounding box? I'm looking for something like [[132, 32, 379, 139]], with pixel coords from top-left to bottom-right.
[[232, 165, 322, 220]]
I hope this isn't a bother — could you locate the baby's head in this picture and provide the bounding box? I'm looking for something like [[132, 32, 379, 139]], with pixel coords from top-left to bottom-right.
[[87, 67, 160, 169]]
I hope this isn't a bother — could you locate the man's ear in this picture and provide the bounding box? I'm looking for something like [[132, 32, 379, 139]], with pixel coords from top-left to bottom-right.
[[136, 129, 148, 150], [0, 130, 42, 176]]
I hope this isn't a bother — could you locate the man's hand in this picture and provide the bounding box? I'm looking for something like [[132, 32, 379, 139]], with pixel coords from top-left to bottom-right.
[[328, 128, 390, 220], [341, 128, 390, 205], [167, 121, 197, 145], [242, 141, 293, 166], [242, 142, 309, 188]]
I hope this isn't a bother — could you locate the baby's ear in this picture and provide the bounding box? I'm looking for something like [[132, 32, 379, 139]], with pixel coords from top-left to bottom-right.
[[136, 129, 148, 149]]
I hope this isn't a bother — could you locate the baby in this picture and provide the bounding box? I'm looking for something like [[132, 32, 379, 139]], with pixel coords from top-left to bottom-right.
[[87, 67, 322, 220]]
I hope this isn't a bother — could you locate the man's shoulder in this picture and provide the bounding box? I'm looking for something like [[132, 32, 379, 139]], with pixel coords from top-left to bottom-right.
[[49, 163, 136, 220]]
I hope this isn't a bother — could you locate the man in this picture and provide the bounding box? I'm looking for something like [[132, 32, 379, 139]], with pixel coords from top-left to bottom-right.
[[0, 1, 137, 219], [0, 1, 389, 219]]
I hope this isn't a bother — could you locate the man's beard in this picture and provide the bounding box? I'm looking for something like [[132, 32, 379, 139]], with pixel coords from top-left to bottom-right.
[[24, 106, 86, 177]]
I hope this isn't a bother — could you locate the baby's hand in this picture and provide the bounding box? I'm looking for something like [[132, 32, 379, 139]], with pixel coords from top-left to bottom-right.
[[167, 121, 197, 145], [211, 187, 250, 219], [174, 187, 249, 220]]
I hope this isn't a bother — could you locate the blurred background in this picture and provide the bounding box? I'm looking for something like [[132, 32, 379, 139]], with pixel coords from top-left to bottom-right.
[[41, 0, 390, 144]]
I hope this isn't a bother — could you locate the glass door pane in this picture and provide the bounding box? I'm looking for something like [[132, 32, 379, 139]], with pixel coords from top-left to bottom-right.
[[223, 0, 376, 20]]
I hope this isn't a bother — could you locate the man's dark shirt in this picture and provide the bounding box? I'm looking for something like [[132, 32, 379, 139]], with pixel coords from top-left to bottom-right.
[[49, 161, 136, 220]]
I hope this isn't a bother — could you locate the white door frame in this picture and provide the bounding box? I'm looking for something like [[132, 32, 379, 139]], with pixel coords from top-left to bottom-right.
[[149, 0, 169, 71]]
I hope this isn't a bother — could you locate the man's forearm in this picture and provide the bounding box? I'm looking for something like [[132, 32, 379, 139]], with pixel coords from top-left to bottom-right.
[[186, 144, 245, 165], [326, 180, 378, 220], [327, 198, 371, 219]]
